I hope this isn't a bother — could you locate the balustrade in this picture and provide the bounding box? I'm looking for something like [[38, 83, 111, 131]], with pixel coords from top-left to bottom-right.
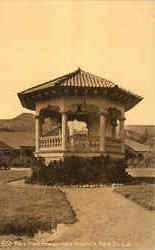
[[89, 135, 100, 151], [39, 134, 122, 153], [105, 136, 123, 153], [39, 135, 62, 149]]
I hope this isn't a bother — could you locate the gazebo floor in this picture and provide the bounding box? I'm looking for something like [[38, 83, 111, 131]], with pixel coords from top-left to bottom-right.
[[35, 150, 124, 165]]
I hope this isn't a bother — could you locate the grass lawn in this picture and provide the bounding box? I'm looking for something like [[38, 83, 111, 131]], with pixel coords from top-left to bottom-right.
[[115, 169, 155, 210], [0, 169, 76, 242], [0, 183, 76, 237], [0, 169, 31, 184]]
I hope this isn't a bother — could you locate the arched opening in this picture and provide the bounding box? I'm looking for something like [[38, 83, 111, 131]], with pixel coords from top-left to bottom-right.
[[39, 105, 61, 137], [65, 104, 100, 151], [67, 104, 100, 136]]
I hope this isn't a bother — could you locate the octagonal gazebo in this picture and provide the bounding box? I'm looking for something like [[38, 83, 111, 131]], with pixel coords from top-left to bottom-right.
[[18, 68, 143, 164]]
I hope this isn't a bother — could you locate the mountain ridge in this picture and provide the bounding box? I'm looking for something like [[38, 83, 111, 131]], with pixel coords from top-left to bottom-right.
[[126, 125, 155, 137], [0, 113, 35, 132]]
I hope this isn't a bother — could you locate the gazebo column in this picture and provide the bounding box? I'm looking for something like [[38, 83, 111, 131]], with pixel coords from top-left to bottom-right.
[[112, 125, 117, 138], [119, 116, 126, 152], [39, 118, 43, 136], [119, 117, 126, 140], [99, 111, 107, 152], [61, 112, 68, 151], [35, 111, 40, 152]]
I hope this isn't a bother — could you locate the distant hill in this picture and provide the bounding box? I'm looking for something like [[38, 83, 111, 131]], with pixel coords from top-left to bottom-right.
[[0, 113, 35, 148], [0, 113, 35, 132], [125, 125, 155, 137], [125, 125, 155, 145]]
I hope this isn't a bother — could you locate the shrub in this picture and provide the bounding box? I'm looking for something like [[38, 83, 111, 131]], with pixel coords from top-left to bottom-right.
[[27, 156, 132, 185], [105, 159, 132, 183], [0, 216, 52, 237]]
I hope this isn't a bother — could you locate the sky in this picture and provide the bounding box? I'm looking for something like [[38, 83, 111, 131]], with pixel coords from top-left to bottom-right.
[[0, 0, 154, 125]]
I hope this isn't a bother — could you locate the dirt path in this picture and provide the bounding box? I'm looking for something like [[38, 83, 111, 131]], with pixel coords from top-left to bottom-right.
[[53, 187, 155, 248]]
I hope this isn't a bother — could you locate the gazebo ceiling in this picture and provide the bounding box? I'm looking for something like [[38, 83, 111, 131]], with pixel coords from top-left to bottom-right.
[[18, 67, 143, 111]]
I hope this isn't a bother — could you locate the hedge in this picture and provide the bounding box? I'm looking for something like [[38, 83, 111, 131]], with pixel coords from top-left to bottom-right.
[[26, 156, 133, 185]]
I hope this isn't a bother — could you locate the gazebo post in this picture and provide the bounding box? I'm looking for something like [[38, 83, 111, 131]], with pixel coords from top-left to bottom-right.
[[39, 118, 43, 137], [35, 111, 40, 152], [99, 111, 107, 152], [119, 116, 126, 152], [61, 111, 67, 151], [119, 117, 126, 140], [112, 125, 117, 138]]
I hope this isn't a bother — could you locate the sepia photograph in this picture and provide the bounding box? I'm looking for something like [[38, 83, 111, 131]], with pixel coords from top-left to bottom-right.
[[0, 0, 154, 249]]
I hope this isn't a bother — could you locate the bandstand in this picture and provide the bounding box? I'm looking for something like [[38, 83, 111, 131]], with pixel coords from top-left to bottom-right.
[[18, 68, 143, 164]]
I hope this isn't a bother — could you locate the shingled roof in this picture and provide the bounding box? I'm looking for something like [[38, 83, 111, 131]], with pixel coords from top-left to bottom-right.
[[18, 68, 143, 111], [20, 68, 117, 94]]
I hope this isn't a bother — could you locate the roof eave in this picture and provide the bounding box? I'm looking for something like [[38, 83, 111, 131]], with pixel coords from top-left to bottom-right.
[[18, 85, 143, 112], [18, 93, 35, 111], [125, 96, 143, 111]]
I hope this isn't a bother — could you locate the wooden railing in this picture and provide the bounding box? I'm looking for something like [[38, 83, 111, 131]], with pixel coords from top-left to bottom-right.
[[39, 135, 62, 149], [105, 136, 123, 153], [39, 135, 122, 153], [88, 135, 100, 151], [67, 134, 100, 151]]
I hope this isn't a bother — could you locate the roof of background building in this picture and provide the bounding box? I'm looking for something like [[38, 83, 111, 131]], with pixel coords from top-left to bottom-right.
[[125, 138, 150, 152], [0, 140, 13, 150]]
